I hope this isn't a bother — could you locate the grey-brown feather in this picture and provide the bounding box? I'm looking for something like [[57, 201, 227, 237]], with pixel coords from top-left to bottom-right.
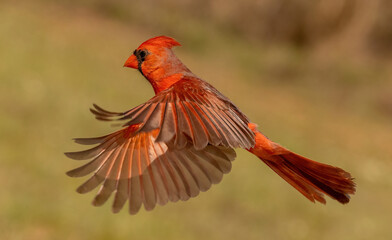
[[65, 129, 236, 214]]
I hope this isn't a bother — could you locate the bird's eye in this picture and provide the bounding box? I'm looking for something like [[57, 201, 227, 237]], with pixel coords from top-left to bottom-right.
[[135, 49, 148, 63], [139, 50, 146, 58]]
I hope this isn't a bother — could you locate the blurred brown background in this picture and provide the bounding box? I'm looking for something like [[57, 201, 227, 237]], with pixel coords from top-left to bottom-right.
[[1, 0, 391, 239]]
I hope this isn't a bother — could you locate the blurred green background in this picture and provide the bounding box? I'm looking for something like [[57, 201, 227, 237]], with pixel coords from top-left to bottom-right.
[[1, 0, 392, 239]]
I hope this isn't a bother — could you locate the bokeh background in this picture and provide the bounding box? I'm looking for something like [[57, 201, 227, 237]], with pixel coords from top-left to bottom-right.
[[1, 0, 392, 239]]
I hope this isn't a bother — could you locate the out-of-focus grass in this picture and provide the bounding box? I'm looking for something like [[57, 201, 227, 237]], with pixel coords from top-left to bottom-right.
[[1, 1, 392, 240]]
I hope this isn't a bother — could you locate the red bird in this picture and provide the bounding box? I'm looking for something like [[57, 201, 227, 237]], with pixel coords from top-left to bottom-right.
[[66, 36, 356, 214]]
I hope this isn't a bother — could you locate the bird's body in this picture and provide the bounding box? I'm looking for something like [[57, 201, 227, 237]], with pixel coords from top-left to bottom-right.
[[66, 36, 355, 214]]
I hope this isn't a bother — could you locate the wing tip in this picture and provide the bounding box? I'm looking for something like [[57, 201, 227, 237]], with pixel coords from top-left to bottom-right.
[[64, 151, 80, 160], [65, 169, 76, 177]]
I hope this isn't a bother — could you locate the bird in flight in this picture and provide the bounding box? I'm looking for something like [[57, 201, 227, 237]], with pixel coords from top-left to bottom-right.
[[65, 36, 356, 214]]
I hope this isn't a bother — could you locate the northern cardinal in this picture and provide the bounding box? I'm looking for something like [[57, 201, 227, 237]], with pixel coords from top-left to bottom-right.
[[66, 36, 355, 214]]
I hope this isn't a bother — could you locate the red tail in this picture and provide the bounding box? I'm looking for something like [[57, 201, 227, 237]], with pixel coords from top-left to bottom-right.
[[247, 123, 356, 204]]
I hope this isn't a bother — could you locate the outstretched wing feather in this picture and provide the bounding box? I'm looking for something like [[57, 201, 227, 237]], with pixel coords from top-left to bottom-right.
[[66, 126, 236, 214], [89, 78, 255, 149]]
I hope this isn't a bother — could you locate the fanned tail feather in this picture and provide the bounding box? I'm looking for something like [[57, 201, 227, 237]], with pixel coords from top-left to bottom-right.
[[261, 152, 356, 204], [247, 123, 355, 204]]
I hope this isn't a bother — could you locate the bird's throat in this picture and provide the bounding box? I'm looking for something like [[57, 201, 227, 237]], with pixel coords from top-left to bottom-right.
[[148, 73, 187, 94], [143, 61, 194, 94]]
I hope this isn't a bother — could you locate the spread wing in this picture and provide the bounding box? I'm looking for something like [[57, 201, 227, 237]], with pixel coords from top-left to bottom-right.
[[90, 78, 255, 150], [65, 126, 235, 214]]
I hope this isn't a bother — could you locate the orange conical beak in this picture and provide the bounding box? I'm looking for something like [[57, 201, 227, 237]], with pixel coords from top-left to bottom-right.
[[123, 54, 138, 69]]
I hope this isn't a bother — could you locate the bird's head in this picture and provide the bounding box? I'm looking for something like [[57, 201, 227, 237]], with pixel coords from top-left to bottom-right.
[[124, 36, 192, 93]]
